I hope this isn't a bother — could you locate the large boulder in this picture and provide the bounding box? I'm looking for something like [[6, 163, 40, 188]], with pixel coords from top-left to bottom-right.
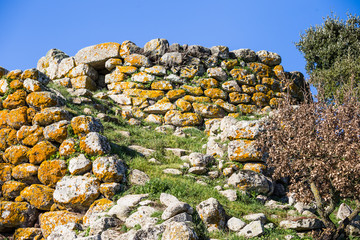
[[162, 221, 198, 240], [53, 175, 100, 211], [92, 156, 126, 183], [39, 211, 82, 238], [196, 198, 226, 231], [144, 38, 169, 58], [0, 201, 37, 231], [74, 42, 121, 69], [280, 218, 324, 231], [228, 170, 274, 195]]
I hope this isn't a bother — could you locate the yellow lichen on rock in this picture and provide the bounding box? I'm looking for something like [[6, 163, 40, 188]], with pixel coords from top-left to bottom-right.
[[39, 211, 83, 238], [20, 184, 54, 210], [0, 163, 13, 183], [59, 138, 77, 157], [199, 78, 219, 89], [26, 92, 58, 109], [166, 89, 186, 101], [82, 198, 113, 225], [175, 98, 192, 112], [204, 88, 227, 100], [183, 95, 211, 103], [0, 128, 18, 150], [7, 106, 29, 129], [3, 87, 27, 109], [243, 163, 267, 173], [151, 81, 173, 90], [13, 228, 42, 240], [70, 76, 97, 91], [28, 141, 57, 165], [11, 163, 39, 184], [4, 145, 30, 165], [229, 92, 251, 104], [17, 125, 44, 146], [0, 201, 37, 231], [164, 110, 202, 127], [37, 160, 67, 187], [123, 89, 164, 101], [2, 181, 26, 200], [181, 85, 203, 96]]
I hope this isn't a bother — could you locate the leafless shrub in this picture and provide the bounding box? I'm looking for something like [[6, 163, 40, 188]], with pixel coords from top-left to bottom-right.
[[256, 93, 360, 239]]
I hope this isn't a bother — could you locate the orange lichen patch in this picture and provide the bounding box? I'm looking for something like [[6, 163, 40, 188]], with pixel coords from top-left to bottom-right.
[[229, 92, 251, 104], [13, 228, 42, 240], [269, 98, 283, 108], [252, 92, 269, 107], [221, 59, 238, 70], [17, 125, 44, 146], [123, 89, 164, 101], [214, 99, 238, 113], [0, 201, 36, 231], [131, 72, 155, 83], [228, 112, 241, 118], [27, 107, 37, 123], [28, 141, 57, 165], [21, 69, 39, 80], [83, 198, 113, 225], [204, 88, 227, 100], [266, 90, 275, 99], [180, 66, 199, 79], [243, 163, 267, 173], [116, 66, 138, 75], [11, 163, 39, 184], [70, 76, 97, 91], [0, 128, 18, 150], [192, 102, 226, 118], [9, 80, 23, 90], [43, 120, 68, 143], [120, 40, 140, 58], [131, 97, 147, 106], [132, 108, 147, 119], [124, 54, 150, 67], [105, 70, 127, 85], [59, 138, 77, 157], [182, 95, 211, 103], [166, 89, 186, 101], [151, 81, 173, 90], [248, 62, 273, 78], [108, 82, 144, 92], [26, 92, 58, 109], [228, 139, 262, 162], [164, 110, 202, 127], [273, 65, 284, 78], [242, 85, 256, 95], [144, 65, 166, 76], [199, 78, 219, 89], [4, 145, 30, 165], [175, 98, 192, 112], [20, 184, 54, 210], [238, 104, 257, 115], [3, 89, 27, 109], [32, 107, 69, 126], [7, 106, 29, 129], [71, 115, 103, 136], [143, 97, 176, 114], [99, 183, 121, 199], [0, 163, 13, 183], [79, 133, 110, 156], [39, 211, 83, 238], [181, 85, 203, 96], [262, 77, 280, 91], [230, 68, 248, 80], [38, 160, 67, 188], [55, 78, 71, 88], [0, 110, 8, 128], [2, 181, 26, 200], [7, 70, 22, 80], [255, 84, 269, 93], [121, 109, 133, 120]]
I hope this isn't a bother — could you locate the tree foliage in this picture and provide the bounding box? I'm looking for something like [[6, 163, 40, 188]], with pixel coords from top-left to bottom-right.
[[256, 97, 360, 239], [295, 14, 360, 102]]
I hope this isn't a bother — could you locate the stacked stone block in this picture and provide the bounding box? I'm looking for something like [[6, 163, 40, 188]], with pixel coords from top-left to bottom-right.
[[37, 38, 309, 127]]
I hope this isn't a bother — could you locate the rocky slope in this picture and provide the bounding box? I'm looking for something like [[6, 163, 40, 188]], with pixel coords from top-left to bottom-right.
[[0, 39, 358, 239]]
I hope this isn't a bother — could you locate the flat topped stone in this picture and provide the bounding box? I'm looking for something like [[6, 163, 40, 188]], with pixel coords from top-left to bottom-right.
[[74, 42, 120, 69]]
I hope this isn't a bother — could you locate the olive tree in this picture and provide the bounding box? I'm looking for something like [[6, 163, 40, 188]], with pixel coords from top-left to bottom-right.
[[295, 14, 360, 102]]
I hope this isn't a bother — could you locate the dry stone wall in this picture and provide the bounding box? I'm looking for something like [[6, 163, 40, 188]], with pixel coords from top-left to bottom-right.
[[37, 38, 309, 127]]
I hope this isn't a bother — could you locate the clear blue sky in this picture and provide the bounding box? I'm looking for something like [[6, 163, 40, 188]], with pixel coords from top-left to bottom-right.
[[0, 0, 359, 94]]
